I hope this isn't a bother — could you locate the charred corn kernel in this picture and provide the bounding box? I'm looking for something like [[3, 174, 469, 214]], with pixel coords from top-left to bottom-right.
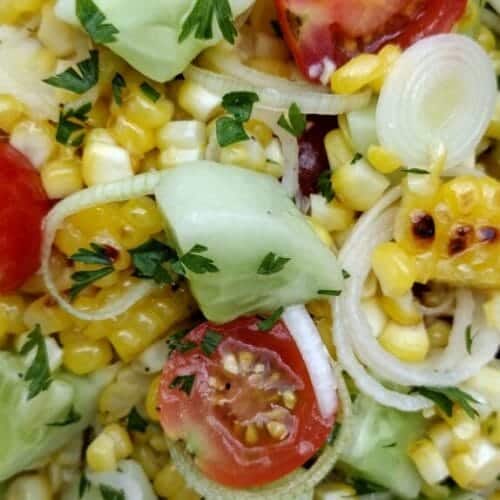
[[6, 473, 52, 500], [484, 293, 500, 329], [41, 158, 84, 199], [331, 54, 383, 94], [157, 120, 207, 150], [310, 195, 355, 233], [146, 376, 161, 421], [370, 44, 402, 93], [372, 242, 417, 298], [0, 94, 25, 133], [154, 463, 197, 498], [307, 217, 334, 247], [485, 413, 500, 445], [428, 422, 454, 458], [63, 337, 113, 375], [315, 481, 358, 499], [427, 320, 451, 349], [409, 438, 449, 484], [379, 321, 429, 362], [367, 145, 403, 174], [103, 424, 133, 460], [361, 297, 387, 338], [158, 146, 204, 169], [0, 295, 27, 334], [220, 139, 267, 172], [247, 57, 291, 78], [324, 129, 354, 170], [133, 443, 166, 479], [178, 80, 221, 122], [124, 92, 174, 130], [245, 119, 273, 147], [87, 432, 118, 472], [379, 292, 422, 326], [24, 295, 73, 334], [478, 26, 496, 52], [10, 120, 55, 168], [110, 115, 156, 156], [333, 157, 390, 211]]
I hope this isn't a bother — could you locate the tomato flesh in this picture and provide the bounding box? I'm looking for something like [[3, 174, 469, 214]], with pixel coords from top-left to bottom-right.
[[159, 317, 335, 488], [0, 143, 50, 293], [275, 0, 467, 81]]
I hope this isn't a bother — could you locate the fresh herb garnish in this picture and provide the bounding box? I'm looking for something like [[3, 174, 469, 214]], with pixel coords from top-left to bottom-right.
[[20, 325, 52, 400], [140, 82, 161, 103], [71, 243, 114, 266], [47, 405, 82, 427], [172, 244, 219, 275], [76, 0, 119, 44], [99, 484, 125, 500], [112, 73, 126, 106], [44, 50, 99, 95], [401, 168, 430, 175], [318, 289, 342, 296], [465, 324, 475, 355], [166, 329, 197, 357], [179, 0, 237, 44], [258, 306, 284, 331], [382, 442, 397, 448], [351, 153, 363, 164], [201, 329, 223, 356], [79, 474, 91, 498], [56, 102, 91, 146], [327, 423, 341, 445], [342, 269, 351, 279], [412, 386, 479, 419], [278, 103, 306, 137], [126, 407, 148, 433], [169, 374, 196, 396], [257, 252, 290, 275], [216, 116, 249, 147], [350, 478, 385, 494], [317, 170, 334, 202], [69, 267, 114, 301], [129, 239, 177, 285]]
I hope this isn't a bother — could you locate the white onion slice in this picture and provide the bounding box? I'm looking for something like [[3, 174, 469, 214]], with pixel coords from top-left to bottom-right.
[[41, 172, 162, 321], [184, 65, 371, 115], [376, 34, 496, 169], [282, 305, 337, 419]]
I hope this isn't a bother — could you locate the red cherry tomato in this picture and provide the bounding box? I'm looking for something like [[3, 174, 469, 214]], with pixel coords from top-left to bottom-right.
[[0, 143, 50, 294], [275, 0, 467, 81], [159, 317, 335, 488]]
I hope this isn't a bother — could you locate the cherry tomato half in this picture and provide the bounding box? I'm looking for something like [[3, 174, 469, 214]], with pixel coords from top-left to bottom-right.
[[275, 0, 467, 81], [0, 143, 50, 294], [159, 317, 335, 488]]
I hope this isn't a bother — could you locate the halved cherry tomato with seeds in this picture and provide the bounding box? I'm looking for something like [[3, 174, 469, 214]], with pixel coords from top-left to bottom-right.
[[158, 316, 335, 488], [275, 0, 467, 81]]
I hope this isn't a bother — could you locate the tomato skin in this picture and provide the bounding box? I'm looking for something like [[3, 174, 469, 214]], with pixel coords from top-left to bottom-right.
[[159, 317, 335, 488], [275, 0, 467, 81], [0, 143, 50, 294]]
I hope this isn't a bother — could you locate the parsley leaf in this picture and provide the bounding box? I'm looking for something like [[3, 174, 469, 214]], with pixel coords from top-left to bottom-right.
[[413, 386, 479, 419], [79, 474, 91, 498], [76, 0, 119, 44], [257, 252, 290, 275], [382, 442, 397, 448], [278, 103, 306, 137], [179, 0, 237, 44], [129, 239, 177, 285], [140, 82, 161, 103], [342, 269, 351, 279], [44, 50, 99, 95], [465, 324, 475, 355], [56, 102, 91, 146], [216, 117, 249, 147], [69, 267, 114, 301], [99, 484, 125, 500], [401, 168, 430, 175], [201, 329, 223, 356], [47, 405, 82, 427], [71, 243, 114, 266], [222, 92, 259, 122], [351, 478, 385, 494], [318, 289, 342, 296], [166, 329, 197, 357], [351, 152, 363, 164], [126, 407, 148, 433], [20, 325, 52, 400], [173, 244, 219, 275], [169, 374, 196, 396], [317, 170, 334, 202], [258, 306, 284, 331], [112, 73, 126, 106]]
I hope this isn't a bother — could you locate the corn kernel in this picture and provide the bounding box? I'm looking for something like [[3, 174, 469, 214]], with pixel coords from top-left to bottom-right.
[[307, 217, 334, 248], [310, 195, 355, 233], [10, 120, 55, 167], [23, 295, 74, 334], [315, 481, 359, 500], [449, 405, 481, 450], [427, 320, 451, 349], [124, 92, 174, 130], [178, 80, 221, 122], [485, 413, 500, 445], [110, 114, 156, 156], [361, 297, 387, 338], [379, 321, 429, 362], [103, 424, 133, 460], [428, 422, 454, 458], [158, 147, 204, 170], [63, 336, 113, 375], [370, 44, 402, 93], [154, 463, 190, 498], [0, 94, 25, 133], [409, 438, 449, 484], [6, 473, 52, 500], [379, 292, 422, 326], [133, 443, 166, 479], [157, 120, 207, 150], [483, 293, 500, 329], [245, 119, 274, 147], [146, 376, 161, 421], [220, 139, 267, 172], [41, 158, 84, 199], [331, 54, 383, 94], [367, 145, 403, 174], [324, 129, 354, 170], [477, 26, 497, 52], [87, 433, 118, 472], [0, 295, 27, 334]]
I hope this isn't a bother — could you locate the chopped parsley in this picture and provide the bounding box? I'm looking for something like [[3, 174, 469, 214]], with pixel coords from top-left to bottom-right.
[[216, 117, 249, 147], [129, 239, 177, 285], [55, 102, 91, 147], [278, 103, 306, 137], [47, 405, 82, 427], [69, 267, 114, 301], [20, 325, 52, 400], [318, 289, 342, 296], [201, 329, 223, 356], [71, 243, 114, 266], [382, 442, 397, 448], [169, 374, 196, 396], [257, 252, 290, 275], [465, 324, 475, 355], [140, 82, 161, 103], [126, 407, 148, 433], [412, 386, 479, 419], [44, 50, 99, 95], [112, 72, 126, 106], [172, 244, 219, 275], [99, 484, 125, 500], [342, 269, 351, 279], [179, 0, 237, 44], [167, 329, 197, 358], [400, 167, 430, 175], [317, 170, 334, 202], [351, 153, 363, 164], [79, 474, 91, 498], [258, 306, 284, 331], [76, 0, 119, 44]]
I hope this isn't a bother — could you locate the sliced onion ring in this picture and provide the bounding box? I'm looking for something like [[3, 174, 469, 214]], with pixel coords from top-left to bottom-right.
[[377, 34, 496, 169]]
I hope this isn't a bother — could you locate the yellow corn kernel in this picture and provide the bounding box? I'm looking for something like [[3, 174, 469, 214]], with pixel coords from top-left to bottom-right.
[[133, 443, 166, 479], [409, 438, 449, 485], [178, 80, 221, 122], [367, 145, 403, 174], [0, 94, 25, 133], [427, 320, 451, 349], [372, 242, 417, 298], [379, 321, 429, 362], [87, 97, 110, 129], [310, 195, 355, 233], [123, 91, 174, 130], [315, 481, 359, 499], [119, 197, 163, 247], [40, 158, 84, 199], [23, 295, 73, 334], [477, 26, 497, 53], [485, 413, 500, 445], [324, 129, 354, 170], [428, 422, 454, 458], [370, 44, 402, 93], [420, 482, 451, 500], [158, 146, 204, 170], [10, 120, 56, 168], [245, 119, 274, 147], [247, 57, 291, 78], [219, 139, 267, 173], [154, 463, 200, 499], [448, 405, 481, 451], [307, 217, 334, 248], [87, 432, 118, 472], [103, 424, 133, 460], [146, 376, 161, 422], [110, 115, 156, 156], [63, 336, 113, 375], [0, 295, 27, 334], [484, 293, 500, 329], [379, 292, 422, 326], [361, 297, 387, 338], [6, 473, 52, 500], [331, 54, 383, 94]]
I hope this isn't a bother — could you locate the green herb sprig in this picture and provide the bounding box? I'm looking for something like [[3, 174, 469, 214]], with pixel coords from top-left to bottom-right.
[[278, 103, 306, 137], [76, 0, 119, 44]]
